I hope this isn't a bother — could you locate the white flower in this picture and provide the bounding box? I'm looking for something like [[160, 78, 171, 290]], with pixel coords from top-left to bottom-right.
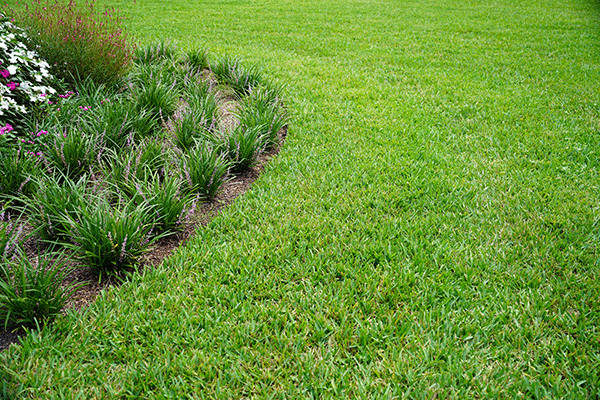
[[7, 64, 17, 75]]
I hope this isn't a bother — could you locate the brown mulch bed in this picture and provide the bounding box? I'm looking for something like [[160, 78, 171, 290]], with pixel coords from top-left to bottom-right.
[[0, 96, 288, 352]]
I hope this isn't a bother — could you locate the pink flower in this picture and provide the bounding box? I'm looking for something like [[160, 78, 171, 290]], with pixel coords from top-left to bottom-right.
[[0, 124, 13, 135], [6, 82, 19, 91], [0, 70, 10, 78]]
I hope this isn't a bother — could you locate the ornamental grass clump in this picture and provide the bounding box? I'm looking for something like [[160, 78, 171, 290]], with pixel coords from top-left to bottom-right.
[[43, 128, 97, 180], [211, 55, 263, 97], [3, 0, 135, 87], [134, 39, 177, 66], [0, 248, 81, 329], [218, 124, 266, 173], [134, 172, 194, 234], [22, 174, 88, 242], [179, 144, 230, 199], [236, 90, 288, 150], [0, 147, 38, 207], [59, 197, 158, 275]]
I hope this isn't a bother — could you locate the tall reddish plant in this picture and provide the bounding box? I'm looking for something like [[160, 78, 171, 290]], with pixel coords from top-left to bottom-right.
[[3, 0, 135, 87]]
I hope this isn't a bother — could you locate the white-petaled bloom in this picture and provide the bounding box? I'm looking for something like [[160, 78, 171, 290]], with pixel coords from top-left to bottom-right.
[[7, 64, 17, 75]]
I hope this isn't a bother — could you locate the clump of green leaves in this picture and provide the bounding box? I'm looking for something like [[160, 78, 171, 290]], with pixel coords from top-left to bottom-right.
[[0, 248, 81, 329]]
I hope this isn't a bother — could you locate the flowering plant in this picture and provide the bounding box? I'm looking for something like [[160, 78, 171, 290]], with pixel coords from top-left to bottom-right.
[[0, 13, 59, 134]]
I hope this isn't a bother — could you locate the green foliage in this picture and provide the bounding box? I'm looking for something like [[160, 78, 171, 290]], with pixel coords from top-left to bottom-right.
[[134, 39, 177, 65], [185, 80, 218, 132], [3, 0, 135, 87], [136, 172, 194, 233], [0, 248, 80, 329], [133, 79, 178, 122], [184, 47, 209, 73], [179, 144, 229, 199], [59, 197, 158, 274], [218, 124, 265, 172], [211, 55, 262, 97], [42, 129, 98, 180], [236, 91, 287, 149], [22, 174, 89, 242], [0, 148, 38, 207], [173, 111, 206, 152]]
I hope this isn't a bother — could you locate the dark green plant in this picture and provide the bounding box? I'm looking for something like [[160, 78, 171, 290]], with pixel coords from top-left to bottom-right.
[[0, 148, 38, 207], [218, 124, 266, 172], [134, 80, 178, 122], [59, 197, 159, 275], [183, 47, 209, 73], [173, 111, 207, 152], [185, 83, 218, 133], [4, 0, 135, 87], [179, 144, 230, 199], [0, 248, 81, 329], [236, 96, 288, 149], [22, 174, 89, 242], [211, 56, 262, 97], [134, 39, 177, 65], [102, 143, 165, 198], [135, 172, 194, 233], [43, 128, 98, 180]]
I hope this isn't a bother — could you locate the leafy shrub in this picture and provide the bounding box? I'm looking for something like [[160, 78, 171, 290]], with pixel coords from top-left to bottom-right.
[[60, 197, 158, 275], [4, 0, 135, 87], [0, 14, 59, 134], [211, 56, 263, 97], [0, 248, 80, 329], [179, 144, 229, 199]]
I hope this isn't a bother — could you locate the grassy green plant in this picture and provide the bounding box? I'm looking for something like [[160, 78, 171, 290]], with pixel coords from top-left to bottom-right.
[[236, 95, 287, 149], [59, 196, 158, 275], [42, 128, 97, 180], [136, 172, 194, 233], [133, 79, 178, 122], [0, 248, 80, 329], [211, 55, 262, 97], [185, 81, 218, 132], [179, 144, 229, 199], [218, 124, 265, 172], [0, 148, 38, 207], [3, 0, 135, 87], [134, 39, 177, 65], [21, 174, 89, 242], [183, 47, 209, 73], [102, 146, 158, 199], [173, 111, 206, 152]]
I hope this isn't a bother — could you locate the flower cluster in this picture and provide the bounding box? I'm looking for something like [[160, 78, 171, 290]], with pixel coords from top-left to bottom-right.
[[0, 14, 58, 123]]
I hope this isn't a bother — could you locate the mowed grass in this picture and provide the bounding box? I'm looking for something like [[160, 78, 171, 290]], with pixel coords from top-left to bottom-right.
[[2, 0, 600, 398]]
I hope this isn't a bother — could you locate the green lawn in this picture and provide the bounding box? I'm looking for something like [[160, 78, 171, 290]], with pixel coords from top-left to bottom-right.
[[2, 0, 600, 397]]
